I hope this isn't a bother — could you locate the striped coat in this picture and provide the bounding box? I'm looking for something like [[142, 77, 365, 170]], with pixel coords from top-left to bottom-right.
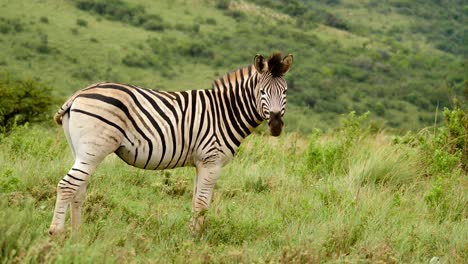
[[49, 53, 293, 235]]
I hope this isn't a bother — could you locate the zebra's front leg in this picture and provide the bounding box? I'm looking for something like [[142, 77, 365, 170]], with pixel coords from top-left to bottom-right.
[[190, 164, 221, 234]]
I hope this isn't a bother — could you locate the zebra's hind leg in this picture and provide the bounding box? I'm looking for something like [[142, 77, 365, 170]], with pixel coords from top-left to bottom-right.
[[49, 106, 124, 235], [190, 164, 221, 235], [48, 161, 96, 236], [71, 180, 88, 233]]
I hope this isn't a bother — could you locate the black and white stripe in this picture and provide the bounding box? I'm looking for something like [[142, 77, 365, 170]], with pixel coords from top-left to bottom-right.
[[48, 53, 293, 235]]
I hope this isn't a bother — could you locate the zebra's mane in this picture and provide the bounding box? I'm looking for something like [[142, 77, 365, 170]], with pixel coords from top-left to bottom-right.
[[212, 65, 254, 90], [211, 52, 285, 90]]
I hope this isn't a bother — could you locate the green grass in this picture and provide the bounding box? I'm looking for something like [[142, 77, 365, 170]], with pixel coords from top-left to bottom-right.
[[1, 113, 465, 263]]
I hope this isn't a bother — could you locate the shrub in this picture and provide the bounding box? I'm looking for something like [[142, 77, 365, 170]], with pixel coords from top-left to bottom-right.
[[147, 37, 180, 65], [422, 108, 467, 173], [351, 55, 373, 70], [0, 17, 24, 34], [141, 14, 165, 31], [424, 175, 464, 223], [216, 0, 230, 10], [122, 52, 157, 68], [225, 10, 245, 20], [373, 101, 385, 116], [442, 107, 467, 171], [185, 42, 215, 59], [0, 73, 55, 132], [305, 112, 370, 176], [76, 18, 88, 27], [72, 65, 99, 81], [324, 13, 349, 31], [39, 16, 49, 24], [36, 34, 51, 54], [393, 107, 467, 174], [174, 23, 200, 33], [205, 18, 217, 25], [74, 0, 165, 31]]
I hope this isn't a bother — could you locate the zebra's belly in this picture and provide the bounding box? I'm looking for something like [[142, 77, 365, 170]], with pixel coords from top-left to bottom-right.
[[114, 141, 194, 170]]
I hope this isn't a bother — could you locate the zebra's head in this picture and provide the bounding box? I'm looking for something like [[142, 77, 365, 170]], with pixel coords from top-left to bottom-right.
[[253, 53, 293, 137]]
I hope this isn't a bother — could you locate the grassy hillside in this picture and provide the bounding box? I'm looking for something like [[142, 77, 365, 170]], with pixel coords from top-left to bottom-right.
[[0, 111, 466, 263], [0, 0, 466, 132]]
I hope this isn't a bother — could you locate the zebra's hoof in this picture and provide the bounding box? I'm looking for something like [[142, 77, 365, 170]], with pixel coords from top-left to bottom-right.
[[189, 215, 207, 238], [48, 225, 62, 236]]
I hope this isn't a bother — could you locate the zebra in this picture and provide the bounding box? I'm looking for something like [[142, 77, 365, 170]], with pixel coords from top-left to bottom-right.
[[48, 52, 293, 235]]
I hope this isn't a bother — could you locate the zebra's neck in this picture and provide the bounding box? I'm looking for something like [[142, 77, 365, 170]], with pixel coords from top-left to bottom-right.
[[210, 65, 264, 142]]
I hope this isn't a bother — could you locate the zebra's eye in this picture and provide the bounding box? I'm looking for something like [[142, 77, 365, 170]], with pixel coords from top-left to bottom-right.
[[283, 90, 287, 95], [260, 90, 266, 95]]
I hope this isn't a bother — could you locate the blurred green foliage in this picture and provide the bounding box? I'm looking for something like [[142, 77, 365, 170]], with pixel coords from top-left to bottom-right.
[[0, 17, 24, 34], [0, 73, 55, 132], [74, 0, 166, 31], [0, 0, 465, 132]]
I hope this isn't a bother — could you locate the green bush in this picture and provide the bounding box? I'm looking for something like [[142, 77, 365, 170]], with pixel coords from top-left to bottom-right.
[[147, 37, 176, 60], [393, 107, 467, 174], [442, 107, 467, 172], [324, 13, 349, 31], [141, 14, 165, 31], [184, 42, 215, 60], [0, 73, 55, 132], [205, 18, 217, 25], [39, 16, 49, 24], [70, 27, 79, 35], [36, 34, 51, 54], [0, 17, 24, 34], [424, 108, 467, 174], [122, 52, 158, 68], [216, 0, 230, 10], [424, 175, 465, 223], [76, 18, 88, 27], [305, 112, 370, 176]]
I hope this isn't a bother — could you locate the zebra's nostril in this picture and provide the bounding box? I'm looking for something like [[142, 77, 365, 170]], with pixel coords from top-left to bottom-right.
[[269, 111, 281, 120]]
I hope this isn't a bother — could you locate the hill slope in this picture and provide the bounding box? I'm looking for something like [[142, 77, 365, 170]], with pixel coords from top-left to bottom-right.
[[0, 0, 465, 132]]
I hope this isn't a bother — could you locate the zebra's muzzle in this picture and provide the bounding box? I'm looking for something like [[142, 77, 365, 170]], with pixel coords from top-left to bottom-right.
[[268, 111, 283, 137]]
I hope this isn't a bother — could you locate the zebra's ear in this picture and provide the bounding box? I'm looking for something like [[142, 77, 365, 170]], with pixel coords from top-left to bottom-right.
[[254, 54, 268, 74], [281, 54, 293, 74]]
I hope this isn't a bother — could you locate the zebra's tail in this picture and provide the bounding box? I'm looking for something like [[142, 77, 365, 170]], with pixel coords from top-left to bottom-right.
[[54, 82, 105, 125], [54, 99, 74, 125]]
